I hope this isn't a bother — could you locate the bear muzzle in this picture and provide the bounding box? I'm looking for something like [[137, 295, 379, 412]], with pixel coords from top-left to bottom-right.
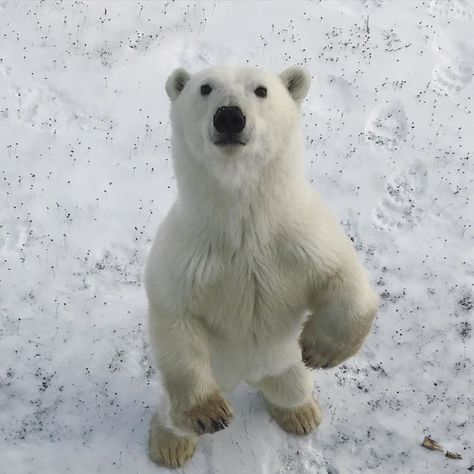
[[213, 106, 247, 146]]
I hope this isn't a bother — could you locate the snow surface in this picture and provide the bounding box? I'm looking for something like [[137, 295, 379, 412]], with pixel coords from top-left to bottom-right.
[[1, 1, 473, 473]]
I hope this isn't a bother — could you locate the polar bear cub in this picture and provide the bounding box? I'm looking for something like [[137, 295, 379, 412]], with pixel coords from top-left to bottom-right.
[[145, 65, 378, 468]]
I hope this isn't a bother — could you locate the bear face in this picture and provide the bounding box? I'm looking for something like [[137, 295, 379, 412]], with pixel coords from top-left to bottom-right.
[[165, 66, 311, 188]]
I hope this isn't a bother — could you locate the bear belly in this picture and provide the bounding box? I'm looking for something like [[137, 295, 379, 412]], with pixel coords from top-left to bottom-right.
[[196, 256, 309, 386]]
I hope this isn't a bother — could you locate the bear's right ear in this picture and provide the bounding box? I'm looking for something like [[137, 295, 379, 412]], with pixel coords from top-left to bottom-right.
[[165, 68, 190, 100], [279, 66, 311, 105]]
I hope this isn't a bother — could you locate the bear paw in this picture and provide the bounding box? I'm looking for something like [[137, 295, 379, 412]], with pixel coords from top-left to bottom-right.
[[299, 324, 361, 369], [186, 391, 233, 435], [149, 413, 197, 468], [300, 338, 358, 369], [268, 397, 322, 435]]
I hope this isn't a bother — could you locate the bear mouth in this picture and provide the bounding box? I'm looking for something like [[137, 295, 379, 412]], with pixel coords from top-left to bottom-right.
[[213, 136, 247, 147]]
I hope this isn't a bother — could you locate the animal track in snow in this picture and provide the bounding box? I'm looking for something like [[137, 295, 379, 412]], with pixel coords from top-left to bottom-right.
[[432, 35, 474, 96], [373, 162, 427, 232], [0, 224, 28, 256], [10, 85, 113, 135], [361, 0, 383, 8], [338, 0, 383, 14], [365, 100, 408, 150], [431, 17, 474, 96], [0, 64, 11, 76], [433, 59, 473, 96], [429, 0, 473, 21]]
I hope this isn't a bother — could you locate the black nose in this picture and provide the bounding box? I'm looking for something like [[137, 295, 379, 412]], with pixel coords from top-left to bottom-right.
[[213, 106, 246, 134]]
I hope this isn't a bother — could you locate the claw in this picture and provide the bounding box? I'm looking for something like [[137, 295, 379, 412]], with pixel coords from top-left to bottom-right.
[[211, 418, 227, 432], [196, 420, 205, 433], [186, 392, 233, 435]]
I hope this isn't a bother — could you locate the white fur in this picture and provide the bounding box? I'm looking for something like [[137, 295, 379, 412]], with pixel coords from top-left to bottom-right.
[[145, 65, 378, 442]]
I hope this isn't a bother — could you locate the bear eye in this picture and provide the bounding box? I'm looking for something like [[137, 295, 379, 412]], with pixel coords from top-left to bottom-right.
[[200, 84, 212, 96], [254, 86, 267, 98]]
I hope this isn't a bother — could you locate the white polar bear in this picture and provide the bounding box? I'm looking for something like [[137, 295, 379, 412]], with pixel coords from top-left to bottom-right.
[[145, 65, 378, 468]]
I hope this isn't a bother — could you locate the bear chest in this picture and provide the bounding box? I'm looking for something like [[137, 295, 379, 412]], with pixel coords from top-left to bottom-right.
[[197, 242, 311, 337]]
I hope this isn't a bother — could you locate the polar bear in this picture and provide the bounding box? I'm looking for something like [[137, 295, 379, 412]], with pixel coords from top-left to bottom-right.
[[145, 65, 378, 468]]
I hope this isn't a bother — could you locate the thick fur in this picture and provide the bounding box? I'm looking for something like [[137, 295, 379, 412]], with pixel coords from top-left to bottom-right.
[[145, 65, 378, 467]]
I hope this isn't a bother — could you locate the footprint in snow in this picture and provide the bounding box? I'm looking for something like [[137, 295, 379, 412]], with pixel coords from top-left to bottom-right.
[[432, 59, 473, 96], [365, 100, 408, 151], [429, 0, 473, 21], [0, 225, 28, 255], [373, 162, 427, 232], [432, 36, 474, 96], [431, 14, 474, 96], [9, 85, 113, 135], [338, 0, 383, 13]]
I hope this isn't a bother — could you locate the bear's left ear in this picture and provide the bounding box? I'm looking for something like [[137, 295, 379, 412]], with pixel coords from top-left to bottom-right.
[[166, 68, 191, 101], [279, 66, 311, 104]]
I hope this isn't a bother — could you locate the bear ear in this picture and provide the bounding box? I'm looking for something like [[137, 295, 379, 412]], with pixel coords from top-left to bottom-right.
[[279, 66, 311, 104], [165, 68, 191, 100]]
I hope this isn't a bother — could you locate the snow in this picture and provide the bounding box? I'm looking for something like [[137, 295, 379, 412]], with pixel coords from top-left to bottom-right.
[[0, 1, 472, 472]]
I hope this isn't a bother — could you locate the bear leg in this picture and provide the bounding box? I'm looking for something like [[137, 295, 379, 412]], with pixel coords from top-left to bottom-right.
[[250, 363, 322, 435]]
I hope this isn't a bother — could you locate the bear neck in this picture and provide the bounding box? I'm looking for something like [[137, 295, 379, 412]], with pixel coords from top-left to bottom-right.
[[172, 137, 309, 242]]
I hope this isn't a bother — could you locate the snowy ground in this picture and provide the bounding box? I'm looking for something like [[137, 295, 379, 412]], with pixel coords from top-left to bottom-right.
[[1, 1, 473, 473]]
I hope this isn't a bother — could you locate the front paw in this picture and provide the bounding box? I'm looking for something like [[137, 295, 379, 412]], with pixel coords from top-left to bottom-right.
[[301, 339, 355, 369], [300, 325, 362, 370], [185, 391, 233, 435]]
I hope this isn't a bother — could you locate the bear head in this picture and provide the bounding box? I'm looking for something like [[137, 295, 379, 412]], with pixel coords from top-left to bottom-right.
[[165, 65, 311, 189]]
